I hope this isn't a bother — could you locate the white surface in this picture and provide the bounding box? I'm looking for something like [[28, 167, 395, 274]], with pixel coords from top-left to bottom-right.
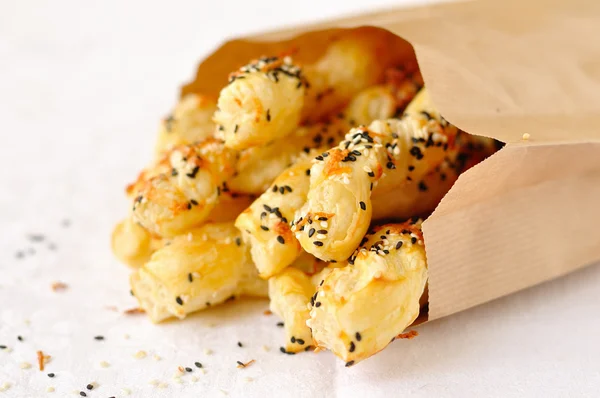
[[1, 0, 599, 397]]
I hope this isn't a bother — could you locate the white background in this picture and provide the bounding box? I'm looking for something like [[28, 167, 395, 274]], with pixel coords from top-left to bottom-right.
[[1, 0, 599, 397]]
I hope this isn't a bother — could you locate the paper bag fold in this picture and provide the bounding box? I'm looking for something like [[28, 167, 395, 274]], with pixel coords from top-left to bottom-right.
[[181, 0, 600, 322]]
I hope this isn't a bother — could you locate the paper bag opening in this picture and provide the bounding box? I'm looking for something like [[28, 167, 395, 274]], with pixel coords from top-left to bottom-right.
[[181, 0, 600, 324]]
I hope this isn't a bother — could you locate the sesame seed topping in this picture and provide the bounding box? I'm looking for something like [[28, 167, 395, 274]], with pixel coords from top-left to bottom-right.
[[176, 296, 184, 305], [308, 228, 315, 238], [277, 235, 285, 244], [359, 201, 366, 210], [356, 332, 362, 341], [313, 241, 324, 247], [260, 225, 269, 231], [349, 341, 356, 352]]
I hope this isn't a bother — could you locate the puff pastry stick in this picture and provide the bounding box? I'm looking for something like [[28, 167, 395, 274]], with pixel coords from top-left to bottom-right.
[[129, 139, 237, 238], [130, 222, 267, 323], [214, 56, 307, 150], [235, 156, 313, 278], [268, 267, 315, 353], [155, 94, 217, 156], [302, 30, 410, 124], [294, 89, 458, 261], [111, 217, 163, 268], [308, 220, 427, 366]]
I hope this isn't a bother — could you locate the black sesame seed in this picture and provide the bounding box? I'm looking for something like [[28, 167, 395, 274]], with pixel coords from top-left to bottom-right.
[[171, 168, 178, 177], [411, 237, 417, 244], [86, 384, 93, 390], [317, 229, 327, 234], [238, 341, 243, 347], [260, 211, 267, 219], [345, 361, 355, 367], [315, 156, 324, 161], [320, 280, 324, 286], [408, 165, 415, 171], [272, 185, 278, 192], [235, 237, 242, 246], [386, 161, 396, 169], [237, 361, 245, 367], [277, 235, 285, 244], [277, 322, 284, 327], [185, 367, 193, 372], [263, 204, 272, 212], [285, 186, 292, 192], [355, 332, 362, 341], [440, 173, 447, 181], [188, 273, 193, 282], [418, 181, 428, 192], [296, 339, 305, 345], [359, 201, 366, 210], [313, 241, 324, 247], [396, 241, 403, 250], [186, 166, 200, 178], [279, 186, 285, 194], [315, 302, 321, 307], [47, 373, 55, 378], [308, 228, 315, 238], [349, 341, 356, 352], [190, 199, 199, 206], [195, 362, 203, 368], [290, 337, 296, 343], [176, 296, 184, 305], [80, 392, 87, 397], [280, 347, 287, 353], [17, 336, 23, 342], [260, 225, 269, 231], [305, 169, 311, 176], [187, 203, 192, 210]]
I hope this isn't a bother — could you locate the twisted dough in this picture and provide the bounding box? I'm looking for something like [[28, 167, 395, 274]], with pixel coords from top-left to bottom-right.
[[235, 156, 313, 278], [294, 89, 458, 262], [214, 56, 307, 150], [154, 94, 217, 156], [308, 219, 427, 365], [130, 222, 267, 323], [111, 217, 163, 268], [128, 139, 237, 238]]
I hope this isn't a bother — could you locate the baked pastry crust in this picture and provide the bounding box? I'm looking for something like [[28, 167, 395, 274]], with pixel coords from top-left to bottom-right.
[[130, 222, 266, 323], [308, 219, 427, 365]]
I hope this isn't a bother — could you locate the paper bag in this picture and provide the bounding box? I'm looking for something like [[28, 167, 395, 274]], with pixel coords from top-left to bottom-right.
[[181, 0, 600, 323]]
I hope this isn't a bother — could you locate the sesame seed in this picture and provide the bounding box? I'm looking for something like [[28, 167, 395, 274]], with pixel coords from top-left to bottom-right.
[[47, 373, 55, 378], [411, 237, 417, 244], [277, 235, 285, 244], [94, 336, 104, 341], [308, 228, 315, 237], [356, 332, 362, 341], [195, 362, 203, 368], [186, 367, 193, 372], [80, 392, 87, 397], [315, 301, 321, 307], [359, 201, 366, 210], [320, 221, 328, 228], [260, 225, 269, 231], [86, 384, 94, 390], [313, 241, 324, 247], [176, 296, 183, 305], [316, 234, 326, 239], [345, 361, 355, 367], [349, 342, 355, 352], [277, 322, 284, 327], [396, 241, 403, 250]]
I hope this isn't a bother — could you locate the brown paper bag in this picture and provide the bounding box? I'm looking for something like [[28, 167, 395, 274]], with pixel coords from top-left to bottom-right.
[[181, 0, 600, 323]]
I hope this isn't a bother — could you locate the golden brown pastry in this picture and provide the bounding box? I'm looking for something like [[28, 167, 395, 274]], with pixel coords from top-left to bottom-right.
[[130, 222, 267, 323], [128, 139, 237, 238], [302, 30, 410, 123], [111, 217, 163, 268], [308, 219, 427, 366], [214, 56, 308, 150], [154, 94, 217, 156], [235, 156, 313, 278], [294, 89, 458, 262], [206, 191, 255, 223], [268, 268, 315, 353]]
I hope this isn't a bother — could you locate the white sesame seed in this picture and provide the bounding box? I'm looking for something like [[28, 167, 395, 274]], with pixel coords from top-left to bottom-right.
[[204, 349, 213, 355], [134, 350, 147, 359], [20, 362, 31, 369], [522, 133, 531, 140], [149, 379, 159, 386], [191, 376, 199, 382], [121, 388, 131, 395], [99, 361, 110, 368], [316, 234, 326, 239], [158, 382, 168, 389], [192, 272, 201, 278], [363, 165, 372, 173], [47, 386, 55, 393], [320, 221, 328, 228], [262, 345, 270, 352], [0, 382, 11, 392], [173, 376, 182, 384], [153, 355, 161, 361]]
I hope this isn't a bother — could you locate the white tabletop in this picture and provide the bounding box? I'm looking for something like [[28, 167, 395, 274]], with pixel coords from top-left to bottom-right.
[[1, 0, 599, 397]]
